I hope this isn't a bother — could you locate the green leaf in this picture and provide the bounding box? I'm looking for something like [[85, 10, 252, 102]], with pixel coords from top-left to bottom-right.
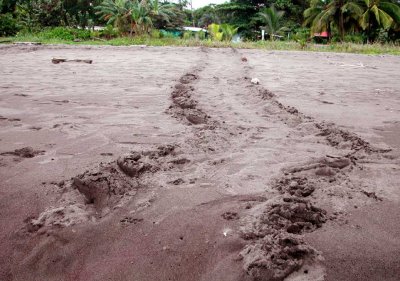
[[380, 2, 400, 24], [378, 9, 394, 28], [360, 11, 370, 29]]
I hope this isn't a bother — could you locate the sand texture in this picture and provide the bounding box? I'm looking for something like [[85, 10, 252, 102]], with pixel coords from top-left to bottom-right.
[[0, 45, 399, 281]]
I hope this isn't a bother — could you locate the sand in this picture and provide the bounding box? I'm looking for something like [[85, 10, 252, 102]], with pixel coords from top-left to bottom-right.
[[0, 45, 399, 281]]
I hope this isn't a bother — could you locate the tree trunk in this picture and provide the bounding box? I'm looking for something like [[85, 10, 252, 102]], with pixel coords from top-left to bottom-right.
[[339, 11, 345, 41]]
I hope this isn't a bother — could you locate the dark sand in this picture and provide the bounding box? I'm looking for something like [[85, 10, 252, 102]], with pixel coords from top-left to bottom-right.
[[0, 45, 399, 281]]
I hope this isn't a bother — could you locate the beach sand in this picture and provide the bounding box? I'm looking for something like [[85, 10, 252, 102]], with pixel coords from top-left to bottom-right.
[[0, 45, 399, 281]]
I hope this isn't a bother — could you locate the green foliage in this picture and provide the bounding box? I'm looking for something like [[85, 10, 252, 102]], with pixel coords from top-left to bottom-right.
[[220, 23, 239, 41], [294, 27, 309, 48], [257, 4, 286, 40], [198, 30, 206, 40], [304, 0, 400, 42], [100, 24, 119, 38], [1, 0, 399, 44], [95, 0, 132, 34], [208, 23, 223, 41], [5, 30, 400, 55], [0, 0, 17, 13], [38, 27, 92, 40], [182, 30, 192, 39], [359, 0, 400, 32], [0, 12, 19, 36], [344, 33, 365, 43], [20, 0, 66, 27], [193, 4, 220, 27], [150, 28, 160, 38], [95, 0, 180, 36]]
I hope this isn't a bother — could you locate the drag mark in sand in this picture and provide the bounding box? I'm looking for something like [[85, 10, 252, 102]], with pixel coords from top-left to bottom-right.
[[235, 49, 395, 281]]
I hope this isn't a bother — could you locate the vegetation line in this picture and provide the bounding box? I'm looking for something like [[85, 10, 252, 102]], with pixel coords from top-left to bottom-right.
[[1, 0, 399, 55]]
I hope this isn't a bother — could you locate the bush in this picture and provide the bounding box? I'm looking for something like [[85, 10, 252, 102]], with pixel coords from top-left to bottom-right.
[[150, 29, 161, 39], [198, 30, 206, 40], [37, 27, 92, 41], [0, 13, 20, 36], [99, 25, 119, 39], [183, 31, 193, 39], [344, 33, 365, 44], [72, 28, 92, 40], [377, 29, 389, 43]]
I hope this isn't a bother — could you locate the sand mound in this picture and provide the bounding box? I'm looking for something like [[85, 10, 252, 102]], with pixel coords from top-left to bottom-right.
[[26, 145, 182, 232], [168, 71, 210, 125], [241, 233, 319, 281]]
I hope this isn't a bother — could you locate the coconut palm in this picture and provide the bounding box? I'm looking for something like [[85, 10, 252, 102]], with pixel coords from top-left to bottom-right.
[[132, 0, 177, 34], [304, 0, 363, 41], [257, 4, 286, 40], [96, 0, 178, 35], [131, 0, 152, 34], [148, 0, 175, 20], [359, 0, 400, 33], [95, 0, 133, 34]]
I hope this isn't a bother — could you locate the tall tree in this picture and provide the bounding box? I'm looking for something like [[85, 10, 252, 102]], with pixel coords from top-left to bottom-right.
[[359, 0, 400, 34], [96, 0, 133, 33], [257, 4, 286, 40], [304, 0, 364, 40]]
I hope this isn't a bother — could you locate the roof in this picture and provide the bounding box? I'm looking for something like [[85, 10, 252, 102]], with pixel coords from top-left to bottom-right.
[[314, 31, 329, 37], [183, 27, 208, 33]]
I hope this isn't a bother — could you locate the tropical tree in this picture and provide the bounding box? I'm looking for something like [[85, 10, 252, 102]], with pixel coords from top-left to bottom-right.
[[257, 4, 286, 40], [220, 23, 239, 41], [359, 0, 400, 37], [96, 0, 178, 35], [131, 0, 151, 34], [95, 0, 133, 33], [304, 0, 364, 41], [194, 4, 220, 27]]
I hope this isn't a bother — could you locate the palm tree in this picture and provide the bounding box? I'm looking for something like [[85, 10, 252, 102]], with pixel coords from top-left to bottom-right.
[[304, 0, 363, 41], [95, 0, 133, 34], [148, 0, 175, 20], [359, 0, 400, 39], [132, 0, 176, 34], [257, 4, 286, 40], [96, 0, 178, 36], [220, 23, 239, 41], [131, 0, 152, 35]]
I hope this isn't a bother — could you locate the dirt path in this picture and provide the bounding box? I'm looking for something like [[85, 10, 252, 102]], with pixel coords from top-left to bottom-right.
[[1, 45, 399, 281]]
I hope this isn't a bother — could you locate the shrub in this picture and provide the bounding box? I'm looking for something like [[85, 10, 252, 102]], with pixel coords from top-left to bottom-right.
[[198, 30, 206, 40], [150, 29, 161, 39], [72, 28, 91, 40], [208, 23, 223, 41], [38, 27, 74, 40], [0, 13, 20, 36], [37, 27, 92, 41], [377, 29, 389, 43], [183, 31, 193, 39], [294, 28, 309, 49], [99, 25, 119, 39], [344, 34, 365, 44]]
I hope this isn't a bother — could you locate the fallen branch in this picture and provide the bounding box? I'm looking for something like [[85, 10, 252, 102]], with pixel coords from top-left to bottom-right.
[[52, 58, 93, 64], [13, 42, 42, 45]]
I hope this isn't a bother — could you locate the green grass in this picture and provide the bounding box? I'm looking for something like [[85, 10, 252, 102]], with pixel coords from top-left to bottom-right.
[[1, 33, 400, 55]]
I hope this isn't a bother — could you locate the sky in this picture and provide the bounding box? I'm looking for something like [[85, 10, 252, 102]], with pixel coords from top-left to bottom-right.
[[190, 0, 229, 9]]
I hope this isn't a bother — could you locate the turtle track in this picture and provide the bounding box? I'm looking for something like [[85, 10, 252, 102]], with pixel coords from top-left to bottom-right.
[[232, 49, 395, 281]]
